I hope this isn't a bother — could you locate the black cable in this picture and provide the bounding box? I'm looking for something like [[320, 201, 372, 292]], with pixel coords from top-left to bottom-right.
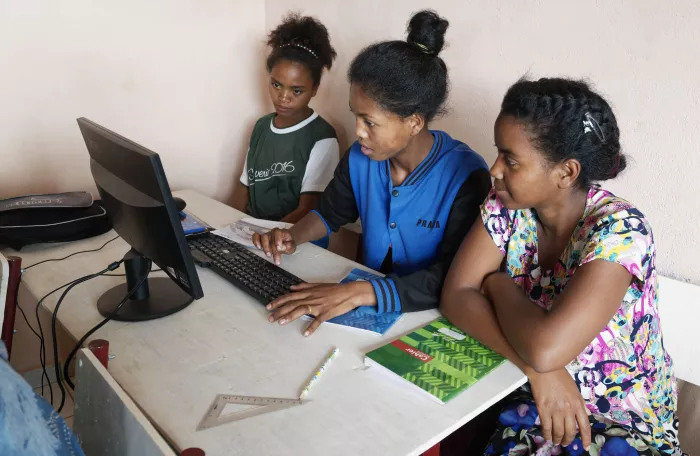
[[101, 268, 161, 277], [63, 260, 152, 391], [18, 231, 152, 406], [14, 274, 41, 340], [32, 264, 119, 406], [35, 283, 66, 405], [51, 261, 123, 413], [20, 233, 117, 403], [35, 278, 92, 405], [15, 300, 41, 339], [36, 278, 93, 405], [28, 262, 139, 403], [51, 270, 108, 412], [23, 236, 119, 271]]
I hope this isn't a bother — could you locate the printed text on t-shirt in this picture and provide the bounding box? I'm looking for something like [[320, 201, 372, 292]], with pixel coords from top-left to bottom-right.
[[248, 161, 296, 183]]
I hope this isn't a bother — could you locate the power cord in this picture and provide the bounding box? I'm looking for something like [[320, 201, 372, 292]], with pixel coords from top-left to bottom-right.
[[23, 236, 120, 271], [13, 274, 41, 340], [102, 268, 161, 277], [35, 282, 72, 405], [51, 261, 124, 413], [19, 235, 121, 404], [16, 235, 159, 407], [62, 260, 152, 393], [34, 278, 96, 406], [31, 262, 124, 406]]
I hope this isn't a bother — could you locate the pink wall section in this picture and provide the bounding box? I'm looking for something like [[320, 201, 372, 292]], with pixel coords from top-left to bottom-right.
[[0, 0, 267, 204]]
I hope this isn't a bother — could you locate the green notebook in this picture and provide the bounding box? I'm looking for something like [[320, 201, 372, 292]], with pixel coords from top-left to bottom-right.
[[364, 317, 506, 404]]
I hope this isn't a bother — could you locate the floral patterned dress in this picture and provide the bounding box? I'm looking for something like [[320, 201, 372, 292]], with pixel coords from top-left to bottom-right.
[[480, 187, 684, 456]]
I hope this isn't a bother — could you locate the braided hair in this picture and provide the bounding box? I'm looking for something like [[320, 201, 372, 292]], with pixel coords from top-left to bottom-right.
[[501, 77, 625, 189], [266, 12, 337, 87], [348, 10, 450, 123]]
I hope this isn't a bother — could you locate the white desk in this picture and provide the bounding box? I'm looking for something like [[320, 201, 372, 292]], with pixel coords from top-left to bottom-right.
[[10, 190, 526, 456]]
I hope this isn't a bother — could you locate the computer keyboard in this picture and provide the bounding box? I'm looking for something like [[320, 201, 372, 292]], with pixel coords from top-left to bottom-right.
[[187, 233, 303, 304]]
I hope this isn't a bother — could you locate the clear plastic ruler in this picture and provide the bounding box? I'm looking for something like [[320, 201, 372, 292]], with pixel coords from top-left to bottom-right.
[[196, 394, 308, 431]]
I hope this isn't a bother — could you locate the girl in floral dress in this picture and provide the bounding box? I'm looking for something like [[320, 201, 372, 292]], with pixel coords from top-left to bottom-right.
[[441, 77, 685, 456]]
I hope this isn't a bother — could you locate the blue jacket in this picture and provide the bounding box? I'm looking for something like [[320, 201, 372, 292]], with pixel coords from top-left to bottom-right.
[[314, 131, 490, 313]]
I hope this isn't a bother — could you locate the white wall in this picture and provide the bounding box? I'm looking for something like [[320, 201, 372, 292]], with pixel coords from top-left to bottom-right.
[[0, 0, 266, 203], [265, 0, 700, 284]]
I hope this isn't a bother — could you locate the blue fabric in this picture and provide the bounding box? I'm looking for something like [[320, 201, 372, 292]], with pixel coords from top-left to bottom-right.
[[0, 343, 84, 456], [369, 277, 401, 313], [344, 131, 487, 313], [484, 388, 681, 455], [311, 209, 332, 237], [310, 233, 330, 249]]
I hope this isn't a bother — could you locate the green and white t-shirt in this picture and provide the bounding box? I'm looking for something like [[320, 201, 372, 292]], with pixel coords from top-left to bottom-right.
[[240, 112, 339, 221]]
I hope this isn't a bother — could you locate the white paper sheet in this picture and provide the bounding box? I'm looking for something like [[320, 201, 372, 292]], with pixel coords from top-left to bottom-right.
[[211, 218, 293, 248]]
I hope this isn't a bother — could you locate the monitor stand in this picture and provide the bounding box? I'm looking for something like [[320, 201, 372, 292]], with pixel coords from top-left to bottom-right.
[[97, 248, 193, 322]]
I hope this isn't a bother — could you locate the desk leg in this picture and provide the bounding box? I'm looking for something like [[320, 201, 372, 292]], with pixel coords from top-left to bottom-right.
[[1, 256, 22, 359], [88, 339, 110, 369], [423, 443, 440, 456]]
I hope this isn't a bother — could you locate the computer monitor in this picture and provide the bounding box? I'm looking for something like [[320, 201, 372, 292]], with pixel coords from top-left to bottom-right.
[[77, 117, 203, 321]]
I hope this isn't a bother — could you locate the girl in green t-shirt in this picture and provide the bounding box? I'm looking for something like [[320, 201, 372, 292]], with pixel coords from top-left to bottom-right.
[[232, 13, 339, 242]]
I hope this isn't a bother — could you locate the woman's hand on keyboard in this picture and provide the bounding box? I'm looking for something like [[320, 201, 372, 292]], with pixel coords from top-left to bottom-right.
[[253, 229, 297, 265], [266, 282, 377, 336]]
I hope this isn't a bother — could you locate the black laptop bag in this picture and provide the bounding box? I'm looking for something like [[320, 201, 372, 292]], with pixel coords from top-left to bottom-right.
[[0, 192, 112, 250]]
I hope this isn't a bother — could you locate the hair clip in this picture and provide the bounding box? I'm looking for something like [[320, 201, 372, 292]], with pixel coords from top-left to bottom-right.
[[409, 41, 434, 55], [582, 112, 606, 143], [279, 43, 318, 58]]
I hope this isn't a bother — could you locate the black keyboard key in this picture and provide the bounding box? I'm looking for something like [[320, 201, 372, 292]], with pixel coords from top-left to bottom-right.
[[191, 250, 212, 267], [187, 233, 305, 305]]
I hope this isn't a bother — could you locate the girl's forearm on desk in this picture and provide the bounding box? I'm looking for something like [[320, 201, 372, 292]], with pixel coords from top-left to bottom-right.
[[485, 273, 552, 370], [441, 287, 536, 377]]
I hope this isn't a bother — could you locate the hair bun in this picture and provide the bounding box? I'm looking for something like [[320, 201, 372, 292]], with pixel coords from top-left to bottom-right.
[[406, 10, 449, 56]]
